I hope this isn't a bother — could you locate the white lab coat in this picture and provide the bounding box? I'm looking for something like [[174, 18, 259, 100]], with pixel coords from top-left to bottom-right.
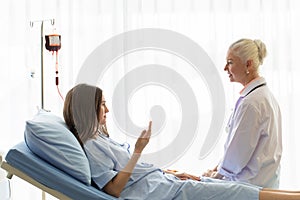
[[218, 77, 282, 188]]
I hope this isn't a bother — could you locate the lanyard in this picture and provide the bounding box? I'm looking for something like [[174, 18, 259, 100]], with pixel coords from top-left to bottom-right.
[[234, 82, 266, 112], [244, 83, 266, 97], [226, 82, 267, 133]]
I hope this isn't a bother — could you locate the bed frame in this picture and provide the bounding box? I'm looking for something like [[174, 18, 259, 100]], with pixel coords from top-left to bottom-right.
[[1, 156, 69, 200], [0, 142, 118, 200]]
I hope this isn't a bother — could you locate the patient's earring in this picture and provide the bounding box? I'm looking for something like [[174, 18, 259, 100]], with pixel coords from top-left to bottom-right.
[[246, 70, 250, 74]]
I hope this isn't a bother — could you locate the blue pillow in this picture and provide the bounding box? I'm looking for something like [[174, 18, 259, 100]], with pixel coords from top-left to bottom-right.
[[24, 110, 91, 185]]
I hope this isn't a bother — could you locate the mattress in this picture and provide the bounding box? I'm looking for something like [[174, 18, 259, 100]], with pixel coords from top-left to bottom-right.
[[4, 142, 118, 200]]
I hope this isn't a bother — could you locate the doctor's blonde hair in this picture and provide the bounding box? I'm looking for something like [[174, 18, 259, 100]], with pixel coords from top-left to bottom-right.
[[229, 38, 267, 70]]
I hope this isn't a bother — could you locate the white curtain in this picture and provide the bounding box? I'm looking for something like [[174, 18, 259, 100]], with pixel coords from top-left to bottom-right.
[[1, 0, 300, 199]]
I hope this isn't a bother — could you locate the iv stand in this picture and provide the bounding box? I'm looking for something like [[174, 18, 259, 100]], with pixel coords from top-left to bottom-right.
[[30, 19, 55, 110]]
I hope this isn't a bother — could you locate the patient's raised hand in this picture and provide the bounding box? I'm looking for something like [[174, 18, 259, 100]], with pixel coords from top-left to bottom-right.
[[134, 121, 152, 154]]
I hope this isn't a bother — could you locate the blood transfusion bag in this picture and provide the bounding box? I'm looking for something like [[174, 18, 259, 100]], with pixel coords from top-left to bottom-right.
[[45, 34, 61, 51]]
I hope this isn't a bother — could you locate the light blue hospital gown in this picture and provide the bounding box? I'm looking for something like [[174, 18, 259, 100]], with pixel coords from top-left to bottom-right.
[[84, 134, 261, 200]]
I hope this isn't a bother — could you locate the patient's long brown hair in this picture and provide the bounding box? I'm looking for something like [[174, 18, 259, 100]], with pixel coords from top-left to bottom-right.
[[63, 83, 102, 147]]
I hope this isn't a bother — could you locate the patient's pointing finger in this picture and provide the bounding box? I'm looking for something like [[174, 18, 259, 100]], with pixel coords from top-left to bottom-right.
[[148, 121, 152, 131]]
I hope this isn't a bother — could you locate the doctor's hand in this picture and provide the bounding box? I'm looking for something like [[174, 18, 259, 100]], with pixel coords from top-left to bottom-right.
[[202, 169, 216, 177], [134, 121, 152, 154], [202, 169, 223, 179]]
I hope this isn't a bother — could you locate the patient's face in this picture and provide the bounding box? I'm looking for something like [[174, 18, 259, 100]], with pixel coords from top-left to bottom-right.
[[99, 94, 109, 125]]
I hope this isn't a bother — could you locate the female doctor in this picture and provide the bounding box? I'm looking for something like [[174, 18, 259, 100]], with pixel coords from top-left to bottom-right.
[[203, 38, 282, 188]]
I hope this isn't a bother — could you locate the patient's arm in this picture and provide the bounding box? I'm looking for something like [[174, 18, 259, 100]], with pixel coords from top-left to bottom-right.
[[103, 121, 152, 198], [103, 153, 141, 197]]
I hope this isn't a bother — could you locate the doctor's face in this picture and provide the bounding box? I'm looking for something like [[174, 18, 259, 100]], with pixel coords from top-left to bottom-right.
[[224, 50, 247, 84]]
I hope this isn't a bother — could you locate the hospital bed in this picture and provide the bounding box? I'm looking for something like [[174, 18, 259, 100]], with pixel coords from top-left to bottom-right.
[[0, 142, 118, 200], [0, 110, 119, 200]]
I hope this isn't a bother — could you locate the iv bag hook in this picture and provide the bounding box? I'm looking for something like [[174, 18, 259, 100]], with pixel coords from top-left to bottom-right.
[[29, 19, 55, 110]]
